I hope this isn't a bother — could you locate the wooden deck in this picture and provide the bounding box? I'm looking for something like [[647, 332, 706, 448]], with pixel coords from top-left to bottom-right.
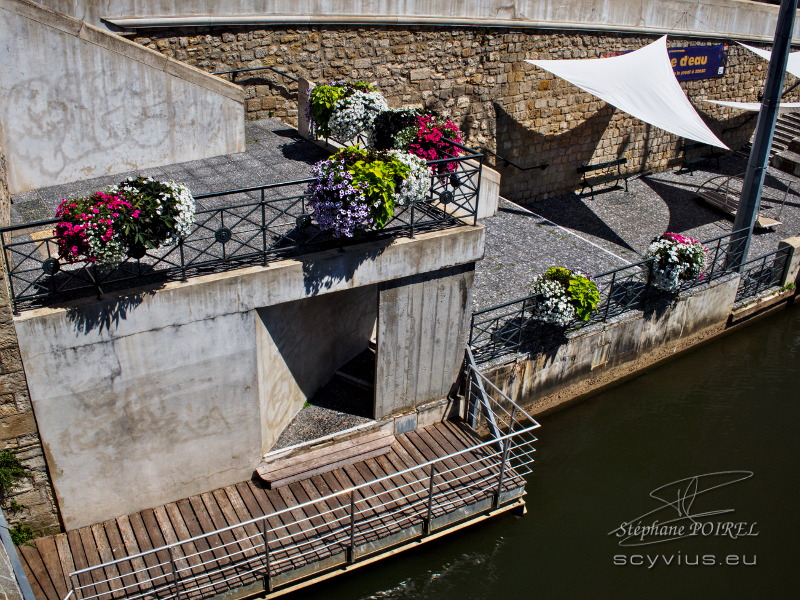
[[18, 421, 527, 600]]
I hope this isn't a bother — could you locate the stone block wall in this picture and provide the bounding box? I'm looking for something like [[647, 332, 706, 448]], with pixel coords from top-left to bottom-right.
[[134, 25, 799, 203], [0, 282, 60, 536]]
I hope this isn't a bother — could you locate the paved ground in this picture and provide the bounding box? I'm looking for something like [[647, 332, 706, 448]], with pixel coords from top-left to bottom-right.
[[10, 119, 328, 222], [474, 154, 800, 310]]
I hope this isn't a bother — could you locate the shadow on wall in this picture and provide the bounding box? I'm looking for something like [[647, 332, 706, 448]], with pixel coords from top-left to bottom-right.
[[67, 292, 150, 334], [493, 101, 617, 201], [493, 100, 758, 204], [301, 238, 392, 296]]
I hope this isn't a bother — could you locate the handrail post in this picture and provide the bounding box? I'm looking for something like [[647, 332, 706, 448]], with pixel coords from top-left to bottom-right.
[[604, 270, 616, 321], [493, 436, 512, 509], [261, 188, 267, 266], [423, 464, 437, 535], [168, 547, 181, 600], [179, 238, 187, 281], [262, 518, 272, 593], [347, 490, 357, 563]]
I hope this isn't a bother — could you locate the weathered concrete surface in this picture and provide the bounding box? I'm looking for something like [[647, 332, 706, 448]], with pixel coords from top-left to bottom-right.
[[256, 285, 377, 452], [778, 235, 800, 287], [486, 274, 741, 415], [40, 0, 798, 42], [0, 0, 245, 194], [375, 265, 474, 419], [13, 225, 483, 529]]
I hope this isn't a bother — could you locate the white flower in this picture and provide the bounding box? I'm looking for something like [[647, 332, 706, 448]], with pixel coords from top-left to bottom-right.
[[388, 150, 430, 205], [328, 90, 388, 142], [529, 277, 576, 326]]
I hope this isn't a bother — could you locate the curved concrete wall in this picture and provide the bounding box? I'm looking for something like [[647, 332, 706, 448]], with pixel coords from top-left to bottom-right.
[[40, 0, 800, 42], [0, 0, 245, 194]]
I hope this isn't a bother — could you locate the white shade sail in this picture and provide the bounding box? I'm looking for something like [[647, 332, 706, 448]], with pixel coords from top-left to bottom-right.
[[526, 36, 728, 149], [738, 42, 800, 79], [702, 99, 800, 113]]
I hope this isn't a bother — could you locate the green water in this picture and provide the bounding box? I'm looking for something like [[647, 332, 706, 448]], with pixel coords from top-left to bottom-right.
[[291, 303, 800, 599]]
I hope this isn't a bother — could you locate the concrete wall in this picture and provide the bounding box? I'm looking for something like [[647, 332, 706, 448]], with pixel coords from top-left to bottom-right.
[[484, 274, 741, 415], [375, 264, 474, 419], [256, 285, 377, 450], [12, 225, 483, 529], [0, 280, 60, 536], [39, 1, 799, 42], [0, 0, 245, 194]]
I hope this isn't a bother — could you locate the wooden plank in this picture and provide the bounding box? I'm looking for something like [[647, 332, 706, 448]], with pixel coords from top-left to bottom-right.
[[189, 495, 230, 567], [176, 498, 216, 569], [114, 516, 150, 598], [53, 534, 76, 595], [65, 529, 92, 599], [257, 431, 394, 488], [17, 545, 54, 600], [32, 535, 68, 600], [126, 512, 168, 593], [88, 524, 123, 600], [101, 521, 139, 598], [212, 488, 256, 561]]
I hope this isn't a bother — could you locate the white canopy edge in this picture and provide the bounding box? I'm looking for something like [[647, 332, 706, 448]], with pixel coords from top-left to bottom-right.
[[701, 99, 800, 113], [526, 36, 728, 149], [738, 42, 800, 79]]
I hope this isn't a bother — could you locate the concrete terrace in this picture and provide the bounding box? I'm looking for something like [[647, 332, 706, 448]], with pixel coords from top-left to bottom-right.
[[14, 118, 800, 314]]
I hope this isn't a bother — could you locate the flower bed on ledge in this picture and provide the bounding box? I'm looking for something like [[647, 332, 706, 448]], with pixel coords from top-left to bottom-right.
[[0, 143, 483, 312]]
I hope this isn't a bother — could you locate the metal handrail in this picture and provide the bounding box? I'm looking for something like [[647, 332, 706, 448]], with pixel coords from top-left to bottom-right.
[[469, 228, 761, 364], [67, 423, 537, 579], [1, 145, 482, 311], [212, 66, 299, 83]]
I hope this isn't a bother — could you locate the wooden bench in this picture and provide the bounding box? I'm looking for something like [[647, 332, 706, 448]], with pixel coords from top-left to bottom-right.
[[695, 188, 781, 230], [256, 430, 395, 489], [577, 158, 629, 199], [679, 141, 725, 175]]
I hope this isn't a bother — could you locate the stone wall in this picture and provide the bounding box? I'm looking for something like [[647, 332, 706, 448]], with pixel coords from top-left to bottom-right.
[[0, 282, 60, 536], [134, 25, 799, 203]]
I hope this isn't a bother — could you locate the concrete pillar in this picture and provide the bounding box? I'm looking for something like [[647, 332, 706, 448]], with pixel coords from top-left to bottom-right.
[[778, 235, 800, 287], [374, 264, 474, 419], [297, 78, 312, 139]]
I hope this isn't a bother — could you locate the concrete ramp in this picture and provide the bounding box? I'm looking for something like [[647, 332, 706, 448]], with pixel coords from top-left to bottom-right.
[[0, 0, 245, 194]]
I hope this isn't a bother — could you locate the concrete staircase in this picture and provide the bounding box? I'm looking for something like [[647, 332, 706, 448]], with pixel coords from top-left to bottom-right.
[[766, 113, 800, 177]]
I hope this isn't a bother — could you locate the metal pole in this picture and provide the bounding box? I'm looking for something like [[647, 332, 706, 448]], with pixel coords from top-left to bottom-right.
[[728, 0, 799, 270], [262, 519, 272, 593], [0, 507, 37, 600], [493, 437, 512, 509], [423, 465, 437, 535], [347, 491, 357, 563], [168, 547, 181, 600]]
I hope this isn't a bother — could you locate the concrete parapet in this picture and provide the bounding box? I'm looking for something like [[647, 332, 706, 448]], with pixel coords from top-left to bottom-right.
[[13, 225, 483, 529], [778, 235, 800, 287], [485, 274, 741, 416]]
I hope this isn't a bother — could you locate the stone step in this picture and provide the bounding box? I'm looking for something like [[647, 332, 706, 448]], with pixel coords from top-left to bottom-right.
[[771, 148, 800, 178]]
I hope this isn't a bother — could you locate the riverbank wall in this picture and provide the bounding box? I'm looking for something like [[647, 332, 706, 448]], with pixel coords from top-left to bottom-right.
[[481, 236, 800, 417]]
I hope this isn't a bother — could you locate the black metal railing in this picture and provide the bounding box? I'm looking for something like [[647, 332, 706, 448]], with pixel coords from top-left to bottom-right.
[[469, 228, 782, 364], [735, 245, 790, 302], [0, 151, 482, 312], [212, 66, 299, 84]]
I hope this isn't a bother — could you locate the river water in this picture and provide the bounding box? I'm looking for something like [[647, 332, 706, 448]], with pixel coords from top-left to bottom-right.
[[293, 303, 800, 599]]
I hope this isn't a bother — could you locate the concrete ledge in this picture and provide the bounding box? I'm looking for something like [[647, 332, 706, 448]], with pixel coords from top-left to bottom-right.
[[730, 286, 796, 324]]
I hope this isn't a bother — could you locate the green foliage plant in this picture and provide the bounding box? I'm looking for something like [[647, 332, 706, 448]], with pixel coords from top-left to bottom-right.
[[309, 81, 375, 138], [10, 523, 34, 546], [0, 450, 26, 501], [567, 271, 601, 321]]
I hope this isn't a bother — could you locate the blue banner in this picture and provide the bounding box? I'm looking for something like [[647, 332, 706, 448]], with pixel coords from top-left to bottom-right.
[[668, 45, 727, 81]]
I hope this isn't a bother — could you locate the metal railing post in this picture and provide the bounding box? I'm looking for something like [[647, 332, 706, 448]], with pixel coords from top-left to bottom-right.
[[179, 238, 187, 281], [604, 270, 616, 322], [168, 547, 181, 600], [423, 465, 437, 535], [262, 518, 272, 593], [347, 491, 357, 563], [493, 436, 512, 509], [261, 189, 268, 266]]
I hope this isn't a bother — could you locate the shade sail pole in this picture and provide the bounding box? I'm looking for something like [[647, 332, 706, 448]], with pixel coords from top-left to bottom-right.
[[728, 0, 798, 271]]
